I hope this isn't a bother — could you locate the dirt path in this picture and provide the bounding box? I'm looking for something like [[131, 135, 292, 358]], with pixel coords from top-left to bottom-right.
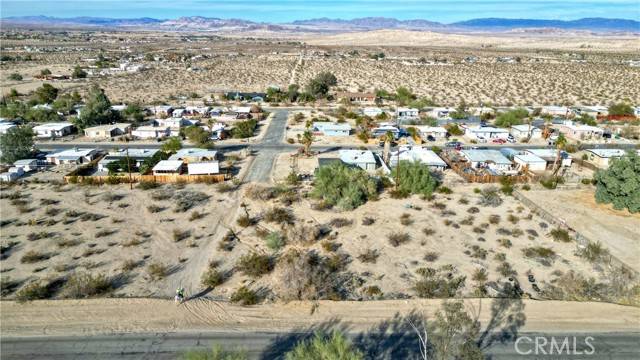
[[2, 298, 638, 337]]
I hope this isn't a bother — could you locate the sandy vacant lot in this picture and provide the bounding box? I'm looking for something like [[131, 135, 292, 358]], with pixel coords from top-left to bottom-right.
[[524, 188, 640, 273]]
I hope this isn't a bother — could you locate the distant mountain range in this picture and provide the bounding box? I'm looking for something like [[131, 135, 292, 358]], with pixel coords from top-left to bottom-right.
[[2, 15, 638, 33]]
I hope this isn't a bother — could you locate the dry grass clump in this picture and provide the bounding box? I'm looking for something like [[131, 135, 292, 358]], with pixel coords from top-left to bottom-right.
[[264, 207, 294, 224], [265, 231, 286, 251], [147, 262, 169, 280], [189, 211, 205, 221], [577, 241, 610, 263], [550, 228, 572, 243], [230, 286, 258, 305], [21, 250, 51, 263], [357, 249, 379, 263], [478, 187, 503, 207], [121, 259, 141, 272], [488, 215, 501, 225], [497, 261, 517, 277], [284, 223, 327, 245], [201, 268, 224, 289], [522, 247, 556, 265], [361, 217, 375, 226], [174, 191, 210, 212], [424, 251, 439, 262], [329, 217, 353, 228], [26, 231, 51, 241], [172, 229, 191, 242], [414, 266, 466, 298], [399, 213, 414, 226], [497, 238, 513, 248], [387, 232, 411, 247], [59, 272, 112, 298], [137, 181, 160, 190], [237, 253, 273, 278], [15, 280, 53, 302], [150, 189, 174, 201]]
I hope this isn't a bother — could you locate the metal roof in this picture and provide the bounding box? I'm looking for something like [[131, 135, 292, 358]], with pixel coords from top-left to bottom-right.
[[339, 150, 376, 164], [461, 150, 512, 165]]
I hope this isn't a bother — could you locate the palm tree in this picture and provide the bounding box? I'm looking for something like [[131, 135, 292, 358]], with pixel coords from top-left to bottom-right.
[[551, 133, 567, 176]]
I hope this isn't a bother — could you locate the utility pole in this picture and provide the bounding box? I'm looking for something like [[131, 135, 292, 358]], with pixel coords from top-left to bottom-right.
[[395, 145, 401, 191], [126, 147, 132, 190]]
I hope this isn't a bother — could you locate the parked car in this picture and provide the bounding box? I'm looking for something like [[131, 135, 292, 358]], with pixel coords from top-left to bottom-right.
[[445, 141, 462, 148], [477, 136, 488, 143], [492, 138, 506, 144], [507, 135, 516, 143]]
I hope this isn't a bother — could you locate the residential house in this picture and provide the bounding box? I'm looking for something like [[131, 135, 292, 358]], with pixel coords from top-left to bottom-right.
[[463, 126, 510, 141], [169, 148, 219, 175], [184, 106, 211, 117], [460, 150, 512, 172], [336, 92, 376, 103], [313, 122, 352, 136], [148, 105, 174, 117], [555, 121, 604, 140], [427, 107, 457, 119], [33, 122, 75, 138], [525, 149, 572, 168], [97, 148, 160, 172], [510, 125, 542, 140], [371, 125, 400, 139], [84, 123, 131, 138], [541, 106, 571, 117], [0, 122, 16, 134], [339, 150, 377, 171], [46, 148, 100, 165], [152, 160, 184, 175], [513, 153, 547, 172], [0, 167, 24, 182], [389, 146, 447, 170], [226, 92, 266, 102], [584, 149, 636, 169], [396, 108, 419, 120], [414, 126, 448, 141], [132, 125, 170, 139], [362, 107, 383, 118], [577, 106, 608, 117], [13, 159, 39, 172], [155, 118, 185, 136]]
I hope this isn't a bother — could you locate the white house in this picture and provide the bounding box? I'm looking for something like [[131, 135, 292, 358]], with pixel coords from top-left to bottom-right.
[[84, 123, 131, 138], [427, 107, 456, 119], [464, 126, 510, 141], [389, 146, 447, 170], [13, 159, 39, 172], [152, 160, 184, 175], [513, 153, 547, 172], [541, 106, 571, 117], [148, 105, 174, 117], [578, 106, 608, 117], [169, 148, 218, 163], [525, 149, 572, 168], [396, 108, 419, 120], [313, 122, 352, 136], [46, 148, 100, 165], [0, 122, 16, 134], [339, 150, 377, 171], [555, 121, 604, 140], [132, 125, 170, 139], [584, 149, 635, 169], [97, 148, 160, 172], [0, 167, 24, 182], [414, 126, 448, 140], [371, 125, 400, 139], [510, 125, 542, 140], [363, 107, 383, 118], [155, 118, 184, 136], [187, 161, 219, 175], [33, 122, 75, 138], [460, 150, 512, 172]]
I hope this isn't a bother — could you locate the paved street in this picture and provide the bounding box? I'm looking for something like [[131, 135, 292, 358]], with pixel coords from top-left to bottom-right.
[[243, 109, 289, 183], [2, 331, 638, 359]]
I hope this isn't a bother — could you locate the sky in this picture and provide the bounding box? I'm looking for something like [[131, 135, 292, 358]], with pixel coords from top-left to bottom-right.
[[1, 0, 639, 23]]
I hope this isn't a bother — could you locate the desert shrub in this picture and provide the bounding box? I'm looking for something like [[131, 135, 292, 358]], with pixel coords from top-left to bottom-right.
[[523, 247, 556, 261], [21, 250, 50, 263], [424, 251, 439, 262], [276, 249, 352, 301], [467, 206, 480, 214], [246, 184, 284, 201], [230, 286, 258, 305], [147, 205, 164, 213], [285, 331, 364, 360], [311, 162, 379, 210], [387, 232, 411, 247], [468, 245, 487, 259], [458, 197, 469, 205], [472, 227, 485, 234], [60, 272, 112, 298], [391, 161, 439, 197], [173, 229, 191, 242], [284, 223, 327, 245], [497, 261, 517, 277], [494, 253, 507, 262], [497, 238, 513, 248], [236, 214, 253, 227], [478, 187, 503, 207], [363, 285, 383, 298], [507, 214, 519, 224], [438, 186, 453, 194], [15, 280, 52, 302], [137, 181, 160, 190], [499, 176, 514, 195], [361, 217, 375, 226], [399, 213, 413, 225], [357, 249, 379, 263], [488, 215, 501, 224], [540, 176, 564, 189], [414, 266, 466, 298], [550, 228, 572, 242], [542, 269, 640, 306], [321, 241, 340, 252], [150, 189, 174, 201], [218, 231, 237, 251], [174, 191, 210, 212], [121, 260, 139, 271], [45, 207, 61, 216], [189, 211, 205, 221], [182, 345, 248, 360], [329, 217, 353, 228], [511, 228, 524, 237], [265, 231, 286, 251], [521, 184, 531, 191], [264, 207, 294, 224], [422, 227, 436, 236], [201, 268, 224, 288], [147, 262, 169, 280], [26, 231, 50, 241], [95, 230, 114, 238], [577, 241, 610, 263], [121, 238, 144, 247], [237, 253, 273, 278]]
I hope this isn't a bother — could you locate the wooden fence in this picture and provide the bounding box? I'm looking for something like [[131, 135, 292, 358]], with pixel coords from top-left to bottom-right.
[[441, 152, 539, 184], [64, 173, 228, 185]]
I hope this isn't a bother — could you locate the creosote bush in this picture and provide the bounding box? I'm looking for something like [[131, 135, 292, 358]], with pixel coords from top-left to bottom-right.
[[387, 232, 411, 247], [60, 272, 112, 298], [237, 253, 273, 277], [311, 162, 379, 210], [230, 286, 258, 305]]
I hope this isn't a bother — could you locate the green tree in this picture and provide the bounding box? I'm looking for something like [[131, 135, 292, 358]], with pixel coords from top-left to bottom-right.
[[395, 86, 416, 106], [608, 103, 634, 116], [287, 84, 300, 102], [40, 68, 52, 76], [184, 125, 213, 148], [182, 344, 247, 360], [285, 331, 363, 360], [0, 126, 35, 163], [300, 129, 314, 156], [594, 151, 640, 213], [74, 85, 119, 130], [52, 92, 82, 114], [430, 301, 482, 360], [232, 119, 258, 139], [391, 161, 439, 197], [161, 136, 182, 153], [24, 108, 62, 122], [8, 73, 22, 81], [306, 79, 329, 99], [315, 72, 338, 87], [122, 103, 145, 123], [33, 83, 59, 104], [551, 133, 567, 176], [72, 65, 87, 79], [312, 162, 379, 210], [576, 113, 597, 126], [446, 123, 464, 136], [139, 151, 169, 174], [494, 108, 528, 128]]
